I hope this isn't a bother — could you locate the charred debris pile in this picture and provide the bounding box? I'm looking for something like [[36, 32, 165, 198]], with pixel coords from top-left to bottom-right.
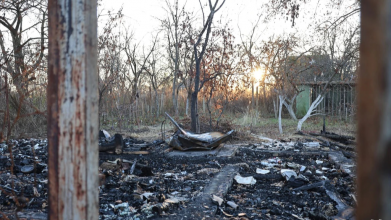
[[0, 117, 356, 220]]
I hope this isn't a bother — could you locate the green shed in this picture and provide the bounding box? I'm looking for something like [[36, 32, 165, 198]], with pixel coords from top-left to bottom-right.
[[296, 85, 311, 118]]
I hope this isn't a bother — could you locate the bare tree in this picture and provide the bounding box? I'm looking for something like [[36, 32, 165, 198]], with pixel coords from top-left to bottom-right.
[[200, 23, 237, 129], [0, 0, 48, 137], [98, 9, 124, 109], [0, 0, 47, 91], [296, 24, 359, 131], [266, 0, 359, 28], [145, 43, 171, 117], [123, 31, 159, 104], [190, 0, 226, 132], [161, 0, 188, 115]]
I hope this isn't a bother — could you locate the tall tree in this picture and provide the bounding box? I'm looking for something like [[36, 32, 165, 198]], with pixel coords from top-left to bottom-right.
[[0, 0, 47, 91], [98, 9, 124, 109], [145, 42, 171, 117], [266, 0, 360, 27], [296, 23, 359, 131], [161, 0, 188, 115], [191, 0, 226, 132], [123, 31, 159, 104], [200, 24, 238, 129]]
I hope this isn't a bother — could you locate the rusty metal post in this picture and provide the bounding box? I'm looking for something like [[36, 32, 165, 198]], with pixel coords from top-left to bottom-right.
[[358, 0, 391, 219], [47, 0, 98, 219]]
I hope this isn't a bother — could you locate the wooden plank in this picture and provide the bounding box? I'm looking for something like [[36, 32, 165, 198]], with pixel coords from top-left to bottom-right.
[[358, 1, 391, 219], [174, 165, 239, 219], [332, 86, 334, 116], [47, 0, 98, 219], [344, 86, 347, 120], [123, 151, 150, 155]]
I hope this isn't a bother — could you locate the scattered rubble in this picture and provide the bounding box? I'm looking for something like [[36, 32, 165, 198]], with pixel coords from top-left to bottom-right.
[[0, 129, 357, 219], [234, 174, 257, 185]]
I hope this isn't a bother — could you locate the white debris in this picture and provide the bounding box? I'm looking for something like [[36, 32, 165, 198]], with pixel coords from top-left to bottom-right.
[[316, 160, 323, 164], [33, 144, 41, 150], [261, 160, 276, 167], [303, 142, 320, 148], [300, 166, 306, 172], [170, 191, 180, 195], [297, 174, 309, 182], [141, 192, 154, 199], [256, 136, 274, 142], [197, 168, 220, 175], [164, 173, 175, 177], [227, 201, 238, 209], [316, 170, 323, 175], [256, 168, 270, 174], [268, 157, 282, 163], [234, 175, 256, 185], [212, 195, 224, 206], [123, 175, 137, 182], [115, 202, 134, 216], [261, 157, 282, 167], [101, 129, 111, 139], [287, 162, 300, 169], [281, 169, 298, 181], [167, 195, 189, 203]]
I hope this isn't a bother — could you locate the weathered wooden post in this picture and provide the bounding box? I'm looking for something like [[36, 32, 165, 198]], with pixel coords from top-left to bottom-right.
[[357, 0, 391, 219], [47, 0, 98, 219]]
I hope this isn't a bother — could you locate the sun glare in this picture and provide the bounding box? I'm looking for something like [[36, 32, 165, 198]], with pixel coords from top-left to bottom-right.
[[252, 69, 265, 81]]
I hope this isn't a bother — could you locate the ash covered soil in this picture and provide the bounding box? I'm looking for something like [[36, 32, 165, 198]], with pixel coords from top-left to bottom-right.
[[0, 135, 356, 220]]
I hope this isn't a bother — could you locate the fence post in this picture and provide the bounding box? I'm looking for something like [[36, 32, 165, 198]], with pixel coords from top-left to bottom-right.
[[358, 1, 391, 219], [47, 0, 98, 219]]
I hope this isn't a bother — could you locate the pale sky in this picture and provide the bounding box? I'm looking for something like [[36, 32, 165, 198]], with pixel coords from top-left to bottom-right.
[[99, 0, 359, 47], [100, 0, 300, 44]]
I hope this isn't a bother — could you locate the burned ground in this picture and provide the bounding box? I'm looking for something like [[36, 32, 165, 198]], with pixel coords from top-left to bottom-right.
[[0, 132, 356, 220]]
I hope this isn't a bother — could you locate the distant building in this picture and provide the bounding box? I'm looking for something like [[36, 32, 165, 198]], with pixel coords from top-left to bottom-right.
[[296, 81, 356, 119], [287, 54, 357, 119]]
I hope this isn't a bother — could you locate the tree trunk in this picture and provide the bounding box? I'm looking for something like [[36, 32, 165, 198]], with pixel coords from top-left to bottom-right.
[[263, 84, 267, 111], [283, 94, 298, 120], [273, 95, 278, 119], [190, 92, 199, 132], [172, 76, 177, 115], [251, 81, 254, 110], [278, 95, 285, 134], [203, 97, 206, 113], [190, 0, 223, 132], [47, 0, 98, 218], [283, 101, 297, 120], [155, 90, 159, 117], [131, 78, 138, 104], [357, 1, 391, 218], [256, 86, 259, 110], [190, 60, 200, 132], [297, 95, 324, 131], [186, 92, 190, 116]]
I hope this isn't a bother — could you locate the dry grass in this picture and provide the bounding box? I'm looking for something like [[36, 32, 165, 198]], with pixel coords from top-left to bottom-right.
[[102, 113, 356, 143], [233, 114, 356, 141]]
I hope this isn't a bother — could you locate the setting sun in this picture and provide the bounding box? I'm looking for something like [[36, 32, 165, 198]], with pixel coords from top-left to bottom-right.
[[252, 69, 265, 81]]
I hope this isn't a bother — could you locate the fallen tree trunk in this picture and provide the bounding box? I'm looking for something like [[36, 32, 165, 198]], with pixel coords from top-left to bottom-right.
[[309, 131, 355, 145]]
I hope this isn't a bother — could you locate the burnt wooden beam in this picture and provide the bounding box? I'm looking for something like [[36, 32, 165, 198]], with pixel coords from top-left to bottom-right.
[[358, 0, 391, 219], [47, 0, 98, 219]]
